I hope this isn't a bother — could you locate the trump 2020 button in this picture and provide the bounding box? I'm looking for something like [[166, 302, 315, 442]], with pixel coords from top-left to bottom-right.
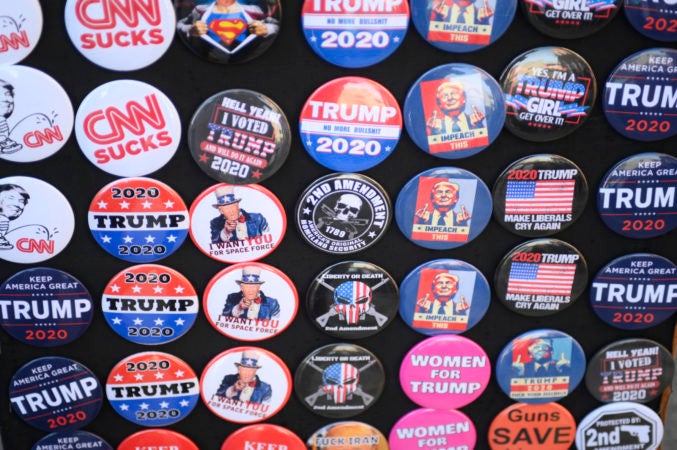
[[598, 152, 676, 239], [0, 65, 73, 164], [222, 424, 305, 450], [495, 329, 586, 404], [203, 262, 298, 341], [75, 80, 181, 177], [308, 422, 389, 449], [9, 357, 102, 431], [299, 77, 402, 172], [188, 89, 291, 184], [118, 429, 198, 450], [410, 0, 516, 53], [604, 48, 677, 141], [390, 408, 477, 450], [201, 346, 292, 423], [190, 183, 286, 263], [494, 239, 588, 317], [395, 167, 492, 250], [625, 0, 677, 42], [590, 253, 677, 330], [32, 430, 113, 450], [88, 177, 189, 262], [404, 63, 505, 158], [174, 0, 282, 64], [488, 402, 576, 450], [520, 0, 621, 39], [306, 261, 399, 339], [0, 176, 74, 264], [102, 264, 198, 345], [585, 338, 674, 404], [400, 335, 490, 409], [296, 173, 391, 254], [301, 0, 409, 68], [492, 154, 588, 237], [500, 47, 597, 142], [295, 343, 385, 419], [0, 0, 42, 65], [575, 402, 663, 450], [64, 0, 175, 71], [106, 352, 199, 426], [0, 267, 93, 347], [399, 259, 490, 335]]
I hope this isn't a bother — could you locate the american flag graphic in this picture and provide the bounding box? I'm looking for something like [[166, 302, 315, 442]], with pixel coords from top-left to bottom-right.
[[507, 262, 576, 296], [505, 180, 575, 214], [322, 363, 359, 404], [334, 281, 372, 324]]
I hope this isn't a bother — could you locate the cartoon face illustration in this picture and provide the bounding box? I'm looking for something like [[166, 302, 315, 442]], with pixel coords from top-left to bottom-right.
[[322, 363, 359, 404], [333, 281, 373, 324]]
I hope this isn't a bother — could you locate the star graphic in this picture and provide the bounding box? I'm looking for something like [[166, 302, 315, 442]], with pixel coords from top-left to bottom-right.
[[123, 235, 134, 243], [101, 235, 112, 243], [139, 402, 149, 410], [175, 317, 185, 326], [310, 35, 317, 42], [252, 169, 262, 179], [119, 200, 130, 209], [180, 399, 189, 407], [110, 284, 121, 293], [135, 373, 144, 381], [303, 207, 311, 215], [394, 36, 400, 42], [155, 372, 165, 380], [114, 374, 123, 382], [175, 370, 185, 378], [145, 235, 156, 243], [132, 285, 142, 293], [199, 153, 209, 163], [174, 285, 185, 294], [142, 200, 153, 209], [154, 318, 165, 326], [153, 285, 164, 294], [133, 317, 143, 325], [159, 401, 170, 408], [164, 200, 175, 208], [98, 200, 108, 209], [368, 231, 376, 238], [120, 404, 129, 411], [166, 234, 178, 243], [112, 317, 122, 325]]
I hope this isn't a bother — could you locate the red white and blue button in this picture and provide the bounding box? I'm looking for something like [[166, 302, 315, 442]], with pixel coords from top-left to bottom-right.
[[520, 0, 621, 39], [31, 430, 112, 450], [624, 0, 677, 42]]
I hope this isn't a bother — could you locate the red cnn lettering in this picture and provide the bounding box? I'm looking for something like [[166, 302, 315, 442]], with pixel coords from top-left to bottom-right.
[[0, 31, 30, 52], [75, 0, 162, 29], [83, 94, 166, 145], [24, 126, 64, 148], [16, 238, 55, 254]]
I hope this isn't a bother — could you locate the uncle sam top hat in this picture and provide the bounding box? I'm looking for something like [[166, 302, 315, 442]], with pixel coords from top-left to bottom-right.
[[235, 350, 262, 368], [236, 266, 265, 285], [213, 185, 241, 207]]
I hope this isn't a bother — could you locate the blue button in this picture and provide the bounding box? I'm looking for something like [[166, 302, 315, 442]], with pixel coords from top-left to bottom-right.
[[32, 430, 113, 450], [404, 63, 505, 159], [624, 0, 676, 42], [399, 258, 490, 335]]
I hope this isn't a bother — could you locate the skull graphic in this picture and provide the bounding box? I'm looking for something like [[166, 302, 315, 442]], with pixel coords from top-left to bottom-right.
[[322, 362, 359, 404], [334, 194, 362, 221], [333, 281, 373, 324]]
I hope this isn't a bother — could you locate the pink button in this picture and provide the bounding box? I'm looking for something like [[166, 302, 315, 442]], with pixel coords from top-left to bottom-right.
[[389, 408, 477, 450]]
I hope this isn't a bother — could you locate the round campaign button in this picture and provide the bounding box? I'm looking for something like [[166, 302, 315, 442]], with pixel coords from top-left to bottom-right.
[[308, 422, 389, 449], [410, 0, 516, 53], [404, 63, 505, 159], [75, 79, 181, 177], [9, 357, 102, 431], [118, 429, 198, 450], [590, 253, 677, 330], [625, 0, 677, 41], [400, 335, 490, 409], [390, 408, 477, 450], [295, 343, 385, 418], [64, 0, 175, 71], [585, 338, 674, 404], [106, 351, 199, 426], [495, 329, 586, 404], [0, 66, 73, 163], [306, 261, 399, 339], [201, 346, 292, 423], [603, 48, 677, 141], [299, 77, 402, 172], [500, 47, 597, 142], [399, 259, 490, 335], [597, 153, 677, 238], [492, 154, 588, 236], [0, 176, 74, 264], [395, 167, 492, 249], [301, 0, 409, 68], [0, 267, 93, 347], [575, 402, 664, 450], [296, 173, 391, 254], [494, 239, 588, 316], [0, 0, 42, 65], [520, 0, 621, 39], [32, 430, 113, 450], [203, 262, 298, 341], [188, 89, 291, 184], [102, 264, 198, 345], [487, 402, 576, 450], [88, 177, 189, 262], [174, 0, 282, 64], [222, 424, 305, 450], [190, 183, 286, 263]]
